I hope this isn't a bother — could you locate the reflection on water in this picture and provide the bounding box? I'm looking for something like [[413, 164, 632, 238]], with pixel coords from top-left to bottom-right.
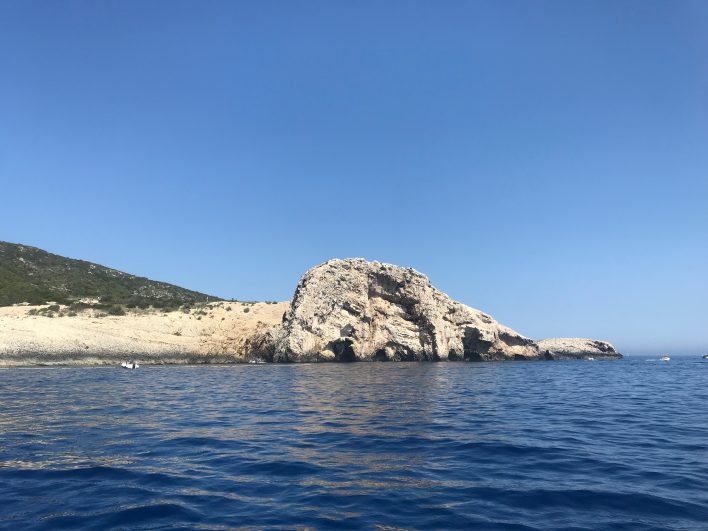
[[1, 360, 708, 529]]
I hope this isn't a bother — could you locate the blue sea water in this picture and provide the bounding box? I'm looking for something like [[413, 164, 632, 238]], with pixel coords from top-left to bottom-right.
[[1, 358, 707, 530]]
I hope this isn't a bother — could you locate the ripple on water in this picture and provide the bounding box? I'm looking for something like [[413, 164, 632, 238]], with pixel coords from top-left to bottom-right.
[[1, 359, 708, 530]]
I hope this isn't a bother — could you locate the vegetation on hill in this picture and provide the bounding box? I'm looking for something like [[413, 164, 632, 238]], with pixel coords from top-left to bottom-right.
[[0, 241, 221, 308]]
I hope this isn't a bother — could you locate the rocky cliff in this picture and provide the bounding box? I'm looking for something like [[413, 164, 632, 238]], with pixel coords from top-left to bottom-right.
[[537, 338, 621, 360], [256, 259, 540, 362]]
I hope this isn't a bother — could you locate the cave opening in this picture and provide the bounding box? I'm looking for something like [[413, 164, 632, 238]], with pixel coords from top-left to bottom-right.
[[372, 349, 388, 362], [328, 338, 357, 362]]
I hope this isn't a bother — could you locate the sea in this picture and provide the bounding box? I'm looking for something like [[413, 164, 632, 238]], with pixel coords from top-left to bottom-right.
[[1, 358, 707, 530]]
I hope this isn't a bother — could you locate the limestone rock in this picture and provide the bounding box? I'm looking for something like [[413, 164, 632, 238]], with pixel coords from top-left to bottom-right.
[[260, 258, 539, 362], [536, 338, 622, 360]]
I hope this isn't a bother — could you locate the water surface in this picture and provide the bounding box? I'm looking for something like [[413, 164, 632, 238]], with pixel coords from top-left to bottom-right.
[[1, 358, 707, 529]]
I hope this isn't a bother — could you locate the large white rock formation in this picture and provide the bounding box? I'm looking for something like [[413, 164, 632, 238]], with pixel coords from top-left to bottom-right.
[[259, 258, 539, 362]]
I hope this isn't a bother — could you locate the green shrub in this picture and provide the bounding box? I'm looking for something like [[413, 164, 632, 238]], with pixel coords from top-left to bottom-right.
[[107, 305, 125, 316]]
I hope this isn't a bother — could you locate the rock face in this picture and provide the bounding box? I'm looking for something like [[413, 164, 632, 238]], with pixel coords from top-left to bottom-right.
[[259, 259, 539, 362], [537, 338, 622, 360]]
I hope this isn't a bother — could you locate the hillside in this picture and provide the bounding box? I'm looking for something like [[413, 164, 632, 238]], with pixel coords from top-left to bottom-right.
[[0, 241, 220, 307]]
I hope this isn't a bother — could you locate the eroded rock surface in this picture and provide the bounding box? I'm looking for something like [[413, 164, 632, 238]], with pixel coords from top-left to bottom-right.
[[537, 338, 622, 360], [258, 258, 539, 362]]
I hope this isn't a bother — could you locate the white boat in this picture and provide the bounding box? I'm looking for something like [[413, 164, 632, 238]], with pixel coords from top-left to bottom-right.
[[587, 357, 595, 361], [703, 354, 708, 359], [248, 359, 266, 364], [659, 356, 670, 362], [121, 361, 139, 369]]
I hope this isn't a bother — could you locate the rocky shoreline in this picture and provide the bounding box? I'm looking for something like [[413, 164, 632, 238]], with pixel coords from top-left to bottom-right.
[[0, 301, 290, 366], [537, 338, 622, 360], [0, 259, 621, 366]]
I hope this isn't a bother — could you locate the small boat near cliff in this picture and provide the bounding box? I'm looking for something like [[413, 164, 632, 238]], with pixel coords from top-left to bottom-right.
[[121, 361, 139, 369]]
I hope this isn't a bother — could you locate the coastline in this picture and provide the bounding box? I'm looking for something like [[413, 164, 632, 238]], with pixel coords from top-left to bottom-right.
[[0, 300, 622, 366], [0, 251, 625, 365], [0, 358, 623, 368], [0, 301, 289, 366]]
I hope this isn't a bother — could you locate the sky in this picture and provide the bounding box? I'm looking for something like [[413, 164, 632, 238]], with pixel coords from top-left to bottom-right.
[[1, 1, 707, 354]]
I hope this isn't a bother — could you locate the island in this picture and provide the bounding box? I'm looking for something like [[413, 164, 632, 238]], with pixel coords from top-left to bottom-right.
[[0, 242, 621, 365]]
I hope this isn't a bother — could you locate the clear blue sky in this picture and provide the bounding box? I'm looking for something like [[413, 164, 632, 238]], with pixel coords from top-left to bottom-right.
[[1, 1, 706, 354]]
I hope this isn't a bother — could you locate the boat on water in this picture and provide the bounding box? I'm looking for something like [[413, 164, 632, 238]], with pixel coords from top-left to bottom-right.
[[659, 356, 670, 362], [121, 361, 139, 369], [587, 357, 595, 361], [248, 359, 266, 364], [703, 354, 708, 359]]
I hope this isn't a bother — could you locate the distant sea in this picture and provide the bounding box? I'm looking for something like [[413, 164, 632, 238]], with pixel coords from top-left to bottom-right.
[[1, 359, 707, 530]]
